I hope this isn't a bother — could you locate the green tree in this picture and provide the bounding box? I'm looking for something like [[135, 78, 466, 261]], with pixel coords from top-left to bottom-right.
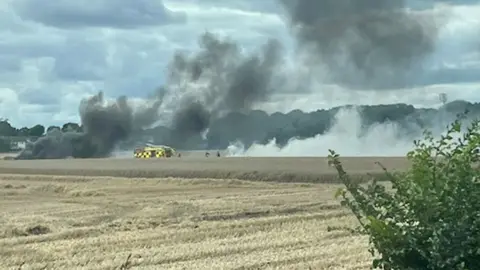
[[62, 122, 81, 132], [0, 119, 17, 136], [328, 116, 480, 270], [47, 125, 61, 133], [28, 124, 45, 137], [17, 127, 30, 137]]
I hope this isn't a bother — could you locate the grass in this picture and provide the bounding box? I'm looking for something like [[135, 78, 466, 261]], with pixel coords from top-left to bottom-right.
[[0, 157, 409, 269]]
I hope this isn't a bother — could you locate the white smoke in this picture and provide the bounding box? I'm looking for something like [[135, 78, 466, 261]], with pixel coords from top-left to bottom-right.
[[111, 150, 133, 159], [227, 107, 431, 157]]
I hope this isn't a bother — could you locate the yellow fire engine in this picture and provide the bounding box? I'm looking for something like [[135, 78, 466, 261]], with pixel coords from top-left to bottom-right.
[[133, 144, 176, 159]]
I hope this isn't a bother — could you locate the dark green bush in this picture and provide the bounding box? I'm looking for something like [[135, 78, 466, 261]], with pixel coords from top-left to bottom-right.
[[328, 117, 480, 270]]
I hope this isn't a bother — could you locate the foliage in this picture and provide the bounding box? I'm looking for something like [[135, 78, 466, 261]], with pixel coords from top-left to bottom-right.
[[28, 124, 45, 137], [2, 100, 480, 149], [62, 122, 81, 133], [17, 127, 30, 137], [328, 116, 480, 270], [0, 138, 12, 152], [0, 119, 44, 137], [0, 119, 86, 138], [47, 125, 61, 133], [0, 120, 17, 136]]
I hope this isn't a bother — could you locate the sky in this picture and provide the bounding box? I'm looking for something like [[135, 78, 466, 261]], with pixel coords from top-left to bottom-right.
[[1, 0, 480, 128]]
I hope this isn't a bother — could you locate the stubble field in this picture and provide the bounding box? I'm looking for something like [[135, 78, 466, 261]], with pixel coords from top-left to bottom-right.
[[0, 156, 410, 269]]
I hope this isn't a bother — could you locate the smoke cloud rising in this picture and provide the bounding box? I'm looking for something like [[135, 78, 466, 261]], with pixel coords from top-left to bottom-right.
[[165, 32, 283, 143], [16, 92, 163, 159], [225, 105, 467, 157], [278, 0, 445, 90], [15, 1, 477, 159], [16, 32, 284, 159], [226, 107, 417, 157]]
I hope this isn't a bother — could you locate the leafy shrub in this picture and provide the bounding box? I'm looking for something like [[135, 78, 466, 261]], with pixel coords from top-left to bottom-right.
[[328, 117, 480, 270]]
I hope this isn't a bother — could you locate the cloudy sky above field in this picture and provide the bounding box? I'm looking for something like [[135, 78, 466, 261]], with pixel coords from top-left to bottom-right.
[[0, 0, 480, 127]]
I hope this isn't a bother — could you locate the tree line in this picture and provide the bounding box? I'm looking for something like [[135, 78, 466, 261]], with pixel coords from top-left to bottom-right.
[[0, 119, 82, 138], [0, 119, 82, 152], [1, 99, 479, 152]]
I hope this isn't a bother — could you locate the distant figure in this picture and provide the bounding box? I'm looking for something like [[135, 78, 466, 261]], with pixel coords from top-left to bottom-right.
[[205, 152, 210, 157], [216, 151, 220, 157], [177, 153, 181, 158]]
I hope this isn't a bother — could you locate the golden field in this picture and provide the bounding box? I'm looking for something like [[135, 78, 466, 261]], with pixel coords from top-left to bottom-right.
[[0, 157, 411, 269]]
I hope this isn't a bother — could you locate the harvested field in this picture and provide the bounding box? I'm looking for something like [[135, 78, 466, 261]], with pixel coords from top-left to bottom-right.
[[0, 174, 371, 270], [0, 156, 411, 183], [0, 157, 410, 269]]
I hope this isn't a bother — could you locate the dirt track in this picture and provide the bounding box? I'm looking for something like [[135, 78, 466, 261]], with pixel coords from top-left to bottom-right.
[[0, 156, 411, 183]]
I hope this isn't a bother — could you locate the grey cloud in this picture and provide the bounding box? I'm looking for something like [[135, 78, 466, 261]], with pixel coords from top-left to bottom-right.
[[184, 0, 281, 13], [0, 36, 61, 59], [427, 0, 480, 5], [0, 55, 21, 72], [37, 104, 62, 114], [0, 31, 109, 82], [418, 66, 480, 85], [17, 89, 61, 105], [53, 36, 108, 81], [0, 4, 33, 33], [274, 64, 480, 94], [405, 0, 480, 9], [105, 73, 165, 98], [99, 35, 173, 97], [12, 0, 186, 29], [277, 0, 480, 91], [278, 0, 447, 90], [0, 19, 175, 84]]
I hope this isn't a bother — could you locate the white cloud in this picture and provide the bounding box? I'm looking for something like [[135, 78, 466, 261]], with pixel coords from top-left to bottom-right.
[[0, 0, 479, 129], [11, 0, 186, 29]]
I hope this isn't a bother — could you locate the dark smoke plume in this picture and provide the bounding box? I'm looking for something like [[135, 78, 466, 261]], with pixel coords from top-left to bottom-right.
[[16, 91, 163, 159], [165, 32, 283, 143], [171, 98, 211, 140], [278, 0, 444, 90], [15, 32, 283, 157]]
